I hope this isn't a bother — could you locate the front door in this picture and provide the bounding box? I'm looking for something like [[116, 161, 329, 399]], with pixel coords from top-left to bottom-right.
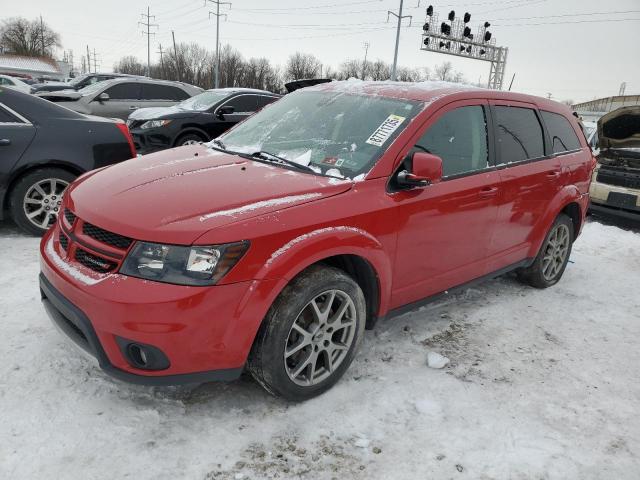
[[0, 106, 36, 190], [391, 100, 501, 308], [91, 83, 142, 120]]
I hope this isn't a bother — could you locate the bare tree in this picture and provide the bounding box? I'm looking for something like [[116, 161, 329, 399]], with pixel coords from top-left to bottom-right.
[[0, 17, 61, 58], [284, 52, 321, 81], [433, 61, 466, 83], [368, 59, 391, 81], [114, 56, 146, 76], [339, 59, 362, 80]]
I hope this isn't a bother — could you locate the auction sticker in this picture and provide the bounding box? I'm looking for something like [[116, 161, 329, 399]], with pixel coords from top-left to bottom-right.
[[365, 114, 406, 147]]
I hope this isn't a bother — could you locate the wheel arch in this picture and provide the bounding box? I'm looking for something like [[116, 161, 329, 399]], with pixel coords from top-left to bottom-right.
[[172, 127, 210, 147]]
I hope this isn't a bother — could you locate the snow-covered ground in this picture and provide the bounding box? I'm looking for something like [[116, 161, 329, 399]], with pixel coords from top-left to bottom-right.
[[1, 219, 639, 479]]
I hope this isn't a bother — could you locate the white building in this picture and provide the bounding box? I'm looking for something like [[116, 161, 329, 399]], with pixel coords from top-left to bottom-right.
[[0, 54, 64, 81]]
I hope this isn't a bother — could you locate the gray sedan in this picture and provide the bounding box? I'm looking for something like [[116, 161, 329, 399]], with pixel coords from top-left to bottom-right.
[[35, 78, 203, 120]]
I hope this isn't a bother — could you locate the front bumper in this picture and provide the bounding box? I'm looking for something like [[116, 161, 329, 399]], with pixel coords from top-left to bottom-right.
[[130, 128, 173, 155], [589, 167, 640, 218], [39, 229, 279, 385]]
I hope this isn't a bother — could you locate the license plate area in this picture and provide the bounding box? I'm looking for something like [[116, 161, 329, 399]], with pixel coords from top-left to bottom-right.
[[607, 192, 638, 209]]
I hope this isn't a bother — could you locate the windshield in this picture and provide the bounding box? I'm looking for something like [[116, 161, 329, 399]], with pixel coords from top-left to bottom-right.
[[68, 74, 89, 87], [178, 90, 231, 111], [219, 90, 421, 178], [79, 82, 107, 96]]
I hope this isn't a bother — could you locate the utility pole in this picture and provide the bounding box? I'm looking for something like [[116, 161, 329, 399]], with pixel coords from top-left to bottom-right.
[[139, 6, 158, 77], [387, 0, 412, 81], [86, 45, 91, 73], [361, 42, 370, 79], [40, 15, 45, 56], [171, 31, 181, 82], [92, 48, 99, 72], [207, 0, 232, 89], [157, 44, 166, 78]]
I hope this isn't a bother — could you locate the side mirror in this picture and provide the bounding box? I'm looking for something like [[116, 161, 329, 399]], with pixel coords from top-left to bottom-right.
[[216, 105, 235, 119], [96, 92, 110, 102], [397, 151, 443, 188]]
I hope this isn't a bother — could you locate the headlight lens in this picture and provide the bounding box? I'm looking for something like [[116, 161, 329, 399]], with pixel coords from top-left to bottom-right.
[[120, 241, 249, 286], [140, 119, 172, 129]]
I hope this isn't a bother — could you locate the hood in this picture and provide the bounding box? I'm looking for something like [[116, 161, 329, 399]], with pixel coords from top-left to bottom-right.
[[31, 82, 70, 92], [66, 144, 353, 244], [598, 106, 640, 150], [35, 89, 82, 101], [128, 105, 197, 121]]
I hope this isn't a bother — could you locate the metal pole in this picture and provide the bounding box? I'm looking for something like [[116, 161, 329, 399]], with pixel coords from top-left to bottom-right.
[[215, 1, 220, 88], [508, 72, 515, 91], [362, 42, 369, 79], [93, 48, 97, 72], [172, 31, 180, 82], [391, 0, 403, 81], [86, 45, 91, 73], [40, 15, 45, 56], [147, 6, 151, 77]]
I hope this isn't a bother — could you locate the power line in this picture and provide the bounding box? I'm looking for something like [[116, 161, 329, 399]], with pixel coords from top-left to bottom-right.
[[493, 17, 640, 27], [139, 6, 158, 77], [493, 9, 640, 21], [233, 0, 383, 12]]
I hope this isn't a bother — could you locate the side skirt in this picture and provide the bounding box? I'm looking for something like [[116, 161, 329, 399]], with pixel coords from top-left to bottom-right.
[[383, 258, 534, 321]]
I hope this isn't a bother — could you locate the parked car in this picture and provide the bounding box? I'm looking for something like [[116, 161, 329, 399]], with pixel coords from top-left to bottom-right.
[[127, 88, 280, 154], [35, 78, 203, 120], [0, 74, 32, 94], [39, 81, 593, 400], [0, 88, 136, 235], [589, 106, 640, 219], [582, 120, 598, 150], [30, 72, 143, 94]]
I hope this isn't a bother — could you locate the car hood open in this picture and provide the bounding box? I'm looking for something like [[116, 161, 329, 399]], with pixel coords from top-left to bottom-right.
[[598, 106, 640, 150], [67, 145, 353, 244]]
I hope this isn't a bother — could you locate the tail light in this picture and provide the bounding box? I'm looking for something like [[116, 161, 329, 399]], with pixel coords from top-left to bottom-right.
[[115, 122, 137, 159]]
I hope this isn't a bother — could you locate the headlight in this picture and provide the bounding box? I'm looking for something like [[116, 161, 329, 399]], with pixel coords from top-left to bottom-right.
[[120, 241, 249, 286], [139, 119, 172, 129]]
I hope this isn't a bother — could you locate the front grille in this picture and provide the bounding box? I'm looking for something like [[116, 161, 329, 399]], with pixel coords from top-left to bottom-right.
[[59, 232, 69, 251], [64, 209, 76, 225], [597, 167, 640, 190], [75, 248, 117, 273], [83, 222, 133, 250]]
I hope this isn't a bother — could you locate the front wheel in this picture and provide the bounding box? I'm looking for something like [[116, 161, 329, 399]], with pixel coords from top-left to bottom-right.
[[9, 168, 76, 236], [248, 265, 366, 401], [176, 133, 205, 147], [517, 213, 574, 288]]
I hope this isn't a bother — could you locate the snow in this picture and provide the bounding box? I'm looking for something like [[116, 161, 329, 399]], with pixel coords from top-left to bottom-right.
[[1, 219, 640, 479], [426, 351, 450, 369], [199, 193, 323, 222]]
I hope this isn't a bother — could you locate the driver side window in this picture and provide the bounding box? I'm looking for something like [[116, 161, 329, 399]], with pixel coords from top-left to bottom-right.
[[414, 105, 489, 177]]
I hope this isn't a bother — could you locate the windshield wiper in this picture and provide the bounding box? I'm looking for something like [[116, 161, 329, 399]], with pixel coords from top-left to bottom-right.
[[250, 151, 316, 174], [210, 138, 227, 151]]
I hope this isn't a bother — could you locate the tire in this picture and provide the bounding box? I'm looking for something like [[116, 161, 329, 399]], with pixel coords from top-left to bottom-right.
[[517, 213, 574, 288], [9, 168, 77, 236], [176, 133, 205, 147], [248, 265, 367, 401]]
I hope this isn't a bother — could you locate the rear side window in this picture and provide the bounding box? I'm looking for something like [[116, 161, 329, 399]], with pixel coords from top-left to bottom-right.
[[225, 95, 258, 113], [541, 111, 581, 153], [414, 105, 489, 177], [141, 84, 186, 101], [494, 106, 545, 163], [105, 83, 141, 100], [0, 106, 20, 123], [257, 96, 278, 108]]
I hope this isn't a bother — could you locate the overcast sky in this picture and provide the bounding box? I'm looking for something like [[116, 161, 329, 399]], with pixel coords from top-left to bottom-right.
[[5, 0, 638, 102]]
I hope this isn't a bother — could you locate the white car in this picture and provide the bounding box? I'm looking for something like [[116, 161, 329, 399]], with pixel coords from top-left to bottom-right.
[[0, 75, 32, 94]]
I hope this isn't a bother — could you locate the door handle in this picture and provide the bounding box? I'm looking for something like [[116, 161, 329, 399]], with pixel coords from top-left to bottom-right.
[[479, 186, 499, 198], [0, 138, 10, 146], [546, 170, 561, 179]]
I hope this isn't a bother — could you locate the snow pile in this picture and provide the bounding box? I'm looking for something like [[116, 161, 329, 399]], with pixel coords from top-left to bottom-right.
[[426, 351, 450, 369]]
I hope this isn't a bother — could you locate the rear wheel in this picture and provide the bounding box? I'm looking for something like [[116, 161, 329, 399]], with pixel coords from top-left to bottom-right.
[[9, 168, 76, 236], [176, 133, 205, 147], [248, 265, 366, 401], [517, 213, 573, 288]]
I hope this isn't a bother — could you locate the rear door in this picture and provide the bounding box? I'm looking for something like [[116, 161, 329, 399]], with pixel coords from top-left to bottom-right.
[[488, 102, 561, 269], [0, 103, 36, 189], [140, 84, 186, 111], [91, 82, 142, 120]]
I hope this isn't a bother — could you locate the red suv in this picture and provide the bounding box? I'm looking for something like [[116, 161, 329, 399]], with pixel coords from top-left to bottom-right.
[[39, 82, 593, 401]]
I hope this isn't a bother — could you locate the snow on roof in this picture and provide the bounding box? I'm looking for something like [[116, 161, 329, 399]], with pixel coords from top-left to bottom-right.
[[205, 87, 276, 94], [307, 79, 484, 102], [0, 54, 60, 74]]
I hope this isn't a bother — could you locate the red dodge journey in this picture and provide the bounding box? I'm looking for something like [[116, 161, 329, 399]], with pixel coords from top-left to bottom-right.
[[40, 81, 593, 400]]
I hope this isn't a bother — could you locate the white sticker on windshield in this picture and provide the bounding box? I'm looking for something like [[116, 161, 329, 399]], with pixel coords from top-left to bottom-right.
[[365, 114, 406, 147]]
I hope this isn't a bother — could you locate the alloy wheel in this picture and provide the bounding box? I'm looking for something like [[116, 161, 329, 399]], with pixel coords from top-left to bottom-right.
[[284, 289, 357, 386], [541, 223, 570, 281], [181, 139, 201, 146], [22, 178, 68, 230]]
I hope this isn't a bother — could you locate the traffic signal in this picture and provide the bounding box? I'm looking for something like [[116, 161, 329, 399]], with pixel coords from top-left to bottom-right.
[[464, 12, 471, 23], [448, 10, 455, 21], [427, 5, 434, 16], [440, 22, 451, 35], [484, 31, 492, 42]]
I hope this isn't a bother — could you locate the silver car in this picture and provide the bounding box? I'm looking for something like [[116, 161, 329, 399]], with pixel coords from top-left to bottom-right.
[[35, 78, 203, 120]]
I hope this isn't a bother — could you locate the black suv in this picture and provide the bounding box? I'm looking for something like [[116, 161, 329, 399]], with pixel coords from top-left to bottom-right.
[[30, 73, 143, 94], [127, 88, 280, 154]]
